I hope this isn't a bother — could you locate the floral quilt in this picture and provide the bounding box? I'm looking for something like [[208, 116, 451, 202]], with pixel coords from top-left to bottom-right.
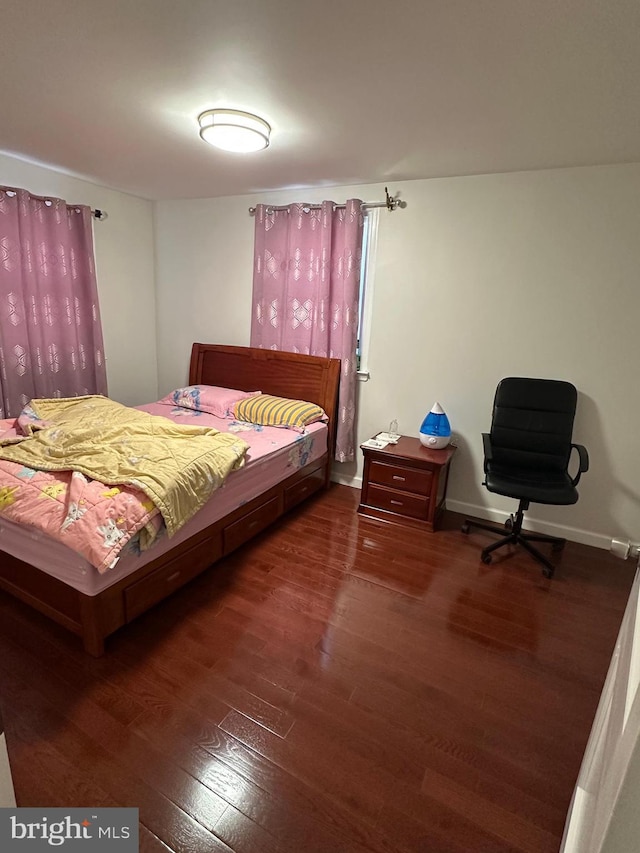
[[0, 396, 249, 572]]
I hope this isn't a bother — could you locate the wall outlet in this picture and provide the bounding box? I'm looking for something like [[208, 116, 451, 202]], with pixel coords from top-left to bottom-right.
[[610, 538, 640, 561]]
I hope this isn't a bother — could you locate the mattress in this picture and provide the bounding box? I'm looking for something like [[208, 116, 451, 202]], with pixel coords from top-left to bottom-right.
[[0, 402, 327, 596]]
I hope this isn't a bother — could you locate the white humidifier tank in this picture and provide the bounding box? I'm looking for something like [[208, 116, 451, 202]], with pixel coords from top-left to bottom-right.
[[419, 402, 451, 449]]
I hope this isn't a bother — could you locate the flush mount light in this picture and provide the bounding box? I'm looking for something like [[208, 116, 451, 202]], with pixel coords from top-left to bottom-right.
[[197, 109, 271, 153]]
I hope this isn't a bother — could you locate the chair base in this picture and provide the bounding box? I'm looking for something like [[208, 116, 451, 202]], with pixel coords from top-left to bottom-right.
[[461, 500, 565, 578]]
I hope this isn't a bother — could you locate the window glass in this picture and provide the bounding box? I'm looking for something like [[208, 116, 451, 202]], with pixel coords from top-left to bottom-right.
[[356, 209, 378, 375]]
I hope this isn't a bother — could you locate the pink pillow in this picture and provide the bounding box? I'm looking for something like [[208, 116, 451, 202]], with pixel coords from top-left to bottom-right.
[[159, 385, 261, 418]]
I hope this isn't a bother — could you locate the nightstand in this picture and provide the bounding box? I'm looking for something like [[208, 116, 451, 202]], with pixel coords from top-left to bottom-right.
[[358, 436, 456, 532]]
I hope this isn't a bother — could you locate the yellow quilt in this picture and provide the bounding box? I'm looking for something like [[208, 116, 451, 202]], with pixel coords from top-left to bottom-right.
[[0, 396, 249, 536]]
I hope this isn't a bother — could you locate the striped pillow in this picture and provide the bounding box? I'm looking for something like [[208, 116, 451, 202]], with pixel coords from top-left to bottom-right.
[[233, 394, 326, 431]]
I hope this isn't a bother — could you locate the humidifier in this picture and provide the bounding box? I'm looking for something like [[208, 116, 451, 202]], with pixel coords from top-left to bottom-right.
[[419, 402, 451, 449]]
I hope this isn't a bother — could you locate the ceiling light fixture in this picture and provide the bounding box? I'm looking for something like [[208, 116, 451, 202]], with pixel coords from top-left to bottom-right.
[[197, 109, 271, 153]]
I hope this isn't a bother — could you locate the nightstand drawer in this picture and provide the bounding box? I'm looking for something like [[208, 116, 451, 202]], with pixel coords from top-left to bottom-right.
[[367, 484, 429, 520], [358, 435, 455, 532], [369, 460, 432, 496]]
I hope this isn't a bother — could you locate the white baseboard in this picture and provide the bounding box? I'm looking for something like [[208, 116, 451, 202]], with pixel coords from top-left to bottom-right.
[[330, 471, 362, 490], [329, 472, 610, 551], [447, 499, 610, 551]]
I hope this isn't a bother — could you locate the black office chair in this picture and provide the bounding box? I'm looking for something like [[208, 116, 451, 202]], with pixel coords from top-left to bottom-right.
[[461, 377, 589, 578]]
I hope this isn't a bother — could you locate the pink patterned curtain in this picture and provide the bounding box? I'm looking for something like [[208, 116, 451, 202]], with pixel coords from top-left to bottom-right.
[[0, 187, 107, 419], [250, 199, 363, 463]]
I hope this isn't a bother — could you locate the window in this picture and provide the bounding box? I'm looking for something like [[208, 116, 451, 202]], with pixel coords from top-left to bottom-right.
[[356, 208, 378, 378]]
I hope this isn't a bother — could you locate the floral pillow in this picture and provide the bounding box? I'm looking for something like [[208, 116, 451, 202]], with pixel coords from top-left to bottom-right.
[[159, 385, 261, 418]]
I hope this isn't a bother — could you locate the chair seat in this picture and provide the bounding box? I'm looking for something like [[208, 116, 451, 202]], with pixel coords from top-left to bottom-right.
[[485, 465, 578, 506]]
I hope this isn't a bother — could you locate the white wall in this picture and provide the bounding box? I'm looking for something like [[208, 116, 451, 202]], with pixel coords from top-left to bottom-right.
[[154, 194, 255, 392], [156, 164, 640, 548], [0, 153, 158, 405]]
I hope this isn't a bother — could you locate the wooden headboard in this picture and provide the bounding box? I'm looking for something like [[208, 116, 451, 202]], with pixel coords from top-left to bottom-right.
[[189, 343, 341, 456]]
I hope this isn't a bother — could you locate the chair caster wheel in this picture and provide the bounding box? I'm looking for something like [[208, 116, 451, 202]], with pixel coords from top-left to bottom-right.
[[461, 523, 470, 534], [505, 516, 514, 531], [481, 553, 492, 564], [543, 567, 554, 579]]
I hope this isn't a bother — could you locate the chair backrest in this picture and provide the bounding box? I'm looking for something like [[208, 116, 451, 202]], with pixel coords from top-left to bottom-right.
[[490, 377, 577, 472]]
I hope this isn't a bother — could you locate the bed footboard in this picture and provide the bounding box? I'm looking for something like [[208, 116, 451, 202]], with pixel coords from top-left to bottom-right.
[[0, 456, 327, 656]]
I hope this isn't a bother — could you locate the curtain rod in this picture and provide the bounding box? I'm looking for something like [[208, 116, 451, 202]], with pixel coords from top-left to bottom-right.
[[0, 186, 108, 221], [248, 186, 406, 216]]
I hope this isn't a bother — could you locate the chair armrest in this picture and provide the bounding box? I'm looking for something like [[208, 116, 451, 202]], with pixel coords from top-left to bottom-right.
[[570, 443, 589, 486], [482, 433, 493, 474], [482, 433, 493, 461]]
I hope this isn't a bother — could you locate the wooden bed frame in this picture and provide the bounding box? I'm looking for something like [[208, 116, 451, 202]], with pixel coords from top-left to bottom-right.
[[0, 344, 341, 656]]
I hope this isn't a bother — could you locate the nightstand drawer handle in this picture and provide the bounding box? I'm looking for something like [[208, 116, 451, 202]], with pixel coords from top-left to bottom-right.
[[392, 475, 406, 482], [390, 500, 403, 506]]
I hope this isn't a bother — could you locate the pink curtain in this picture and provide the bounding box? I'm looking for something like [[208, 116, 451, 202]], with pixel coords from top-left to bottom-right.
[[0, 187, 107, 419], [250, 199, 363, 462]]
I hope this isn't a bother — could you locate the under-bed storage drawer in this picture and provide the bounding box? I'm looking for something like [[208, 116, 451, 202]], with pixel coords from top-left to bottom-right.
[[124, 533, 223, 621], [223, 496, 280, 554], [284, 466, 324, 510]]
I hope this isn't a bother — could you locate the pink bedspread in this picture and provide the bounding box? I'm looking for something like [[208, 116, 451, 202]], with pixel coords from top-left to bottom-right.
[[0, 401, 324, 574], [141, 401, 320, 467]]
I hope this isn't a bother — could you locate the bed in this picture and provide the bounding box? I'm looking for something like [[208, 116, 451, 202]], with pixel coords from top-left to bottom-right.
[[0, 343, 340, 655]]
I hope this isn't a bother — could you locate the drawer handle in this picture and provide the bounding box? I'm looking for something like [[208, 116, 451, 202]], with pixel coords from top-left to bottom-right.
[[390, 500, 403, 506], [166, 571, 180, 583], [392, 475, 406, 482], [248, 520, 260, 530]]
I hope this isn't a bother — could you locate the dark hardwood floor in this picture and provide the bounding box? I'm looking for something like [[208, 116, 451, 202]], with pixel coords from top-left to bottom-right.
[[0, 484, 635, 852]]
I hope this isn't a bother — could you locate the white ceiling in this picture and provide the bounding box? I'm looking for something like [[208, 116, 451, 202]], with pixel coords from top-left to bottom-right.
[[3, 0, 640, 201]]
